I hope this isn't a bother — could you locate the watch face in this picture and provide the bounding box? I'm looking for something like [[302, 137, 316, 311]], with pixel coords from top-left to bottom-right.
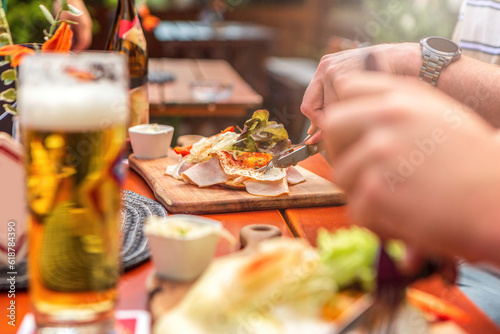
[[427, 37, 459, 53]]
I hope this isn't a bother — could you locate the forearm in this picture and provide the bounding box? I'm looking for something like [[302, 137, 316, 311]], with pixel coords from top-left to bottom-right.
[[439, 56, 500, 127], [391, 43, 500, 127]]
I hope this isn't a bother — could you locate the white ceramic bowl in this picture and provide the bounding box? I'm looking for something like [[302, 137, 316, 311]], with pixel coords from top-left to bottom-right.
[[144, 215, 222, 281], [129, 124, 174, 159]]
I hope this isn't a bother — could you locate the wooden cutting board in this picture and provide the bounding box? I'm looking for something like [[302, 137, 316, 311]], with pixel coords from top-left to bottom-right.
[[129, 154, 346, 214]]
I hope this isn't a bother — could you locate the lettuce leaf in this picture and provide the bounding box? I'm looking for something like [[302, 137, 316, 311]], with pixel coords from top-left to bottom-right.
[[317, 227, 378, 292], [232, 110, 291, 155], [317, 227, 406, 293]]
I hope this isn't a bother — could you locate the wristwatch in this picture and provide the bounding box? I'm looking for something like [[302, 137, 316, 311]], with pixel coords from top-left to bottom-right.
[[419, 36, 462, 87]]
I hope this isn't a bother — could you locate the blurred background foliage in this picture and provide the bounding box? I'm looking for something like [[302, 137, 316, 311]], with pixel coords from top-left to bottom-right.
[[86, 0, 201, 10], [94, 0, 303, 11], [3, 0, 463, 51], [5, 0, 52, 44], [365, 0, 462, 43], [332, 0, 462, 44]]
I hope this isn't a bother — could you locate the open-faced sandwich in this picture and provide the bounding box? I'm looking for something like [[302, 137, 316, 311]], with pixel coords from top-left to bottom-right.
[[166, 110, 306, 196]]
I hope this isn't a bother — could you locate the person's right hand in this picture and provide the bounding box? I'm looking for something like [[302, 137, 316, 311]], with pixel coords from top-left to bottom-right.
[[322, 71, 500, 266], [301, 43, 421, 143]]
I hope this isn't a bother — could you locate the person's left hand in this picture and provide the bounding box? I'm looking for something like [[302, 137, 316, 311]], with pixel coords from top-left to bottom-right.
[[55, 0, 93, 52], [322, 72, 500, 265]]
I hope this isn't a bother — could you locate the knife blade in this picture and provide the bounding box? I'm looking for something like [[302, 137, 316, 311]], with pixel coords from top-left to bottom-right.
[[273, 141, 325, 169]]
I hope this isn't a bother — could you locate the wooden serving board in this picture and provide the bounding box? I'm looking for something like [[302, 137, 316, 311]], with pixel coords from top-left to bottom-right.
[[129, 154, 346, 214]]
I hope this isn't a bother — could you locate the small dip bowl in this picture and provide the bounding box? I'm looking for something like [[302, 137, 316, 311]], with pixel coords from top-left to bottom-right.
[[129, 124, 174, 159], [144, 215, 225, 281]]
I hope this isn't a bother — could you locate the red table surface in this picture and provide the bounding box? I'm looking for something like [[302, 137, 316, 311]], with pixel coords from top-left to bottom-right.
[[2, 155, 499, 334]]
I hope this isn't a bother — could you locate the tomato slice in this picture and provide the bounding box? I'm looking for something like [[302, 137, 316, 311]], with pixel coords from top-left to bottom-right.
[[406, 288, 470, 323], [221, 126, 235, 134], [173, 145, 192, 157]]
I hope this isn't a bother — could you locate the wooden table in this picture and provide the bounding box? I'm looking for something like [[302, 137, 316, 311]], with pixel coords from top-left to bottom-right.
[[2, 155, 500, 334], [148, 21, 275, 97], [148, 58, 262, 118]]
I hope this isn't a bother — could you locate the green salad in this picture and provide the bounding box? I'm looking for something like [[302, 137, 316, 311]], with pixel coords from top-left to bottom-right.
[[317, 226, 405, 292]]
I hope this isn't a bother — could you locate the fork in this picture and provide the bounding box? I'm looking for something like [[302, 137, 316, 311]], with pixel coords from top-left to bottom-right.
[[335, 244, 406, 334], [368, 244, 406, 334]]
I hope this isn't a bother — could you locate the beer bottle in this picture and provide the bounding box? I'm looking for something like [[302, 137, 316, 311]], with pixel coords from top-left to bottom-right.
[[106, 0, 149, 129]]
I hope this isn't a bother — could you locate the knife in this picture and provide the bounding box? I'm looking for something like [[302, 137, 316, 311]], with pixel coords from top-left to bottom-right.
[[260, 141, 325, 173], [275, 142, 325, 168]]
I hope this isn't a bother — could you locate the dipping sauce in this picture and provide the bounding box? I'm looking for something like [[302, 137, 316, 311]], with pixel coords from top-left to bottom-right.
[[145, 215, 220, 239], [136, 124, 164, 134], [145, 215, 236, 242]]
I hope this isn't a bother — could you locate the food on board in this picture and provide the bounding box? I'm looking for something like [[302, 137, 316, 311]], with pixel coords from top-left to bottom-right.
[[153, 227, 459, 333], [166, 110, 305, 196]]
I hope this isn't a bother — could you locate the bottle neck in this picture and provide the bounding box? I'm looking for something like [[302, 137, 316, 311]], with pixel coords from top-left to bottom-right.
[[118, 0, 139, 21], [106, 0, 144, 49]]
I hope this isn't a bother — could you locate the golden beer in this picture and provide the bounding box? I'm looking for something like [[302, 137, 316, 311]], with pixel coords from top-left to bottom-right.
[[19, 54, 128, 333]]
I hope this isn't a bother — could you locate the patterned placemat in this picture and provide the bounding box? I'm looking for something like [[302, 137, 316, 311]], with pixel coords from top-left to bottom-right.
[[0, 190, 167, 291], [121, 190, 168, 269]]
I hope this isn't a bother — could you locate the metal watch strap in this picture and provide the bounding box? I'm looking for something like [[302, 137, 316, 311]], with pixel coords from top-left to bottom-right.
[[418, 52, 445, 87]]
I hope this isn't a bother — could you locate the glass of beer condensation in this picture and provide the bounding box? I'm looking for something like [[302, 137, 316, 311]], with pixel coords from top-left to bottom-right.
[[18, 53, 129, 333]]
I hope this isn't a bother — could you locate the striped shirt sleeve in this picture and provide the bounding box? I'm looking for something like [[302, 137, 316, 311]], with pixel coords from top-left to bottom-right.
[[452, 0, 500, 64]]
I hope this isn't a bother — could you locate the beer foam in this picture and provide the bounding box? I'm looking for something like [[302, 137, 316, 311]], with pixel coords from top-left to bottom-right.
[[19, 84, 129, 131], [17, 52, 129, 132]]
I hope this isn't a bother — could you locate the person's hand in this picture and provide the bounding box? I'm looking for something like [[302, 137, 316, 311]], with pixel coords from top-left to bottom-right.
[[55, 0, 93, 52], [322, 72, 500, 266], [301, 43, 420, 144]]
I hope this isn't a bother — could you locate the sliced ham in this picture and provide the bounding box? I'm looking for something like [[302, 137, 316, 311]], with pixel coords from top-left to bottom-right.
[[286, 166, 305, 185], [243, 178, 289, 197], [232, 176, 249, 184], [165, 164, 176, 176], [179, 161, 194, 174], [165, 161, 195, 180], [223, 176, 248, 189], [182, 158, 230, 187]]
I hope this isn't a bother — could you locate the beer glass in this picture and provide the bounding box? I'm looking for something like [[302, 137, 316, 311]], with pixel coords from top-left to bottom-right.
[[18, 53, 129, 333]]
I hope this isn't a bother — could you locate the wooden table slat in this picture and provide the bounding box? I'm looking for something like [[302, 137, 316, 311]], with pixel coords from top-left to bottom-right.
[[195, 59, 263, 105], [148, 58, 262, 118], [153, 59, 197, 104], [286, 206, 351, 245]]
